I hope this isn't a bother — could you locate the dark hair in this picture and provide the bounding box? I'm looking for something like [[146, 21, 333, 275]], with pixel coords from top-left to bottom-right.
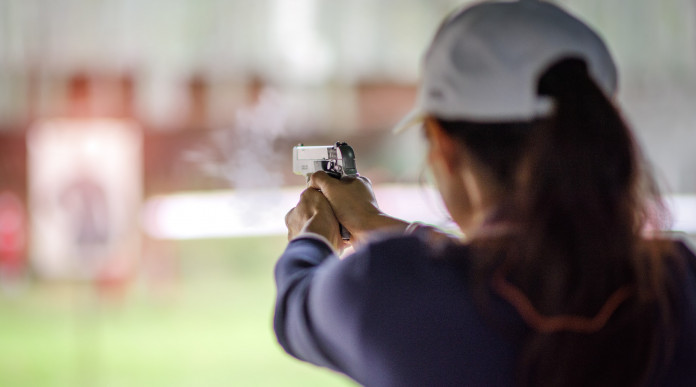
[[437, 58, 676, 387]]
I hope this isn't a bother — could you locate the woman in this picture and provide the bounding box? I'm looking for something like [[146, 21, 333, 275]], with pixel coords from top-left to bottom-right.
[[274, 1, 696, 386]]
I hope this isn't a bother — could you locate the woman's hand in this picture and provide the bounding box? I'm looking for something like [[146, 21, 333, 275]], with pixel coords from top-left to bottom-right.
[[285, 187, 344, 251], [308, 171, 408, 244]]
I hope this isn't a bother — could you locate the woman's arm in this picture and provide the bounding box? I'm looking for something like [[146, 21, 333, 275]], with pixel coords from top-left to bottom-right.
[[273, 236, 343, 370]]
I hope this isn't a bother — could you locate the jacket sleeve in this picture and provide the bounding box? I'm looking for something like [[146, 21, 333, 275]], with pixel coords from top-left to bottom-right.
[[273, 234, 419, 383], [274, 235, 371, 375]]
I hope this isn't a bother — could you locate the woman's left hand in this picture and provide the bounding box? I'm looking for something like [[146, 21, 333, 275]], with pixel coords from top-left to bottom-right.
[[285, 187, 344, 251]]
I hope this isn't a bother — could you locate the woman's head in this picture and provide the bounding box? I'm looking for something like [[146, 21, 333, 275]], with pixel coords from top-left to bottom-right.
[[403, 0, 665, 235], [394, 0, 629, 233]]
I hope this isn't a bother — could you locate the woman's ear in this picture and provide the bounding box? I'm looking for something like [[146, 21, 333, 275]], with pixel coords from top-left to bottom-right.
[[425, 117, 461, 174]]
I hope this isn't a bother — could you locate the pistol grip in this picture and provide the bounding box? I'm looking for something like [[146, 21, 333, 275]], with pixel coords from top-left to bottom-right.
[[325, 172, 351, 241]]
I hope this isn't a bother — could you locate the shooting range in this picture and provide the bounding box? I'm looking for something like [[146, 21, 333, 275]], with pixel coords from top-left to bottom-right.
[[0, 0, 694, 386]]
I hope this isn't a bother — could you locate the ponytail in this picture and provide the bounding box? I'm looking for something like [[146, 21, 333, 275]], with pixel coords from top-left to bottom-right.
[[522, 58, 637, 255], [511, 57, 671, 387], [514, 58, 640, 308]]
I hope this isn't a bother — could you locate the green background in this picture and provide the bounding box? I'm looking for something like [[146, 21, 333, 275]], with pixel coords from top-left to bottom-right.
[[0, 236, 355, 387]]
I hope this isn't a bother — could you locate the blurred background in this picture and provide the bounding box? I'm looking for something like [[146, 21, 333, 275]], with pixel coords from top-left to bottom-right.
[[0, 0, 695, 386]]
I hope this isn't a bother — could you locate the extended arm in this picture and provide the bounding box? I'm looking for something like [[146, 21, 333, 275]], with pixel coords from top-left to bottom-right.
[[274, 235, 375, 384], [273, 237, 342, 370], [276, 186, 369, 379]]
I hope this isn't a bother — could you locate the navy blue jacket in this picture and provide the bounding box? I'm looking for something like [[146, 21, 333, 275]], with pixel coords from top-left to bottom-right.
[[274, 233, 696, 386]]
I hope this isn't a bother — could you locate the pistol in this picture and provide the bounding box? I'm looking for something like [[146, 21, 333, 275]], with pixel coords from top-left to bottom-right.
[[293, 142, 358, 180], [293, 142, 358, 240]]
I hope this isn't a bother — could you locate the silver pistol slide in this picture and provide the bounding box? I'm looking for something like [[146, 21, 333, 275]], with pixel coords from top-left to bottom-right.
[[293, 142, 358, 240]]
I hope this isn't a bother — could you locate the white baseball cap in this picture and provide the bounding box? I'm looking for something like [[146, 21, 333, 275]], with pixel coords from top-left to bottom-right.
[[394, 0, 618, 132]]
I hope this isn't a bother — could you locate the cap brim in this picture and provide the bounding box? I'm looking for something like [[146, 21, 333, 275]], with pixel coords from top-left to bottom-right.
[[392, 108, 426, 134]]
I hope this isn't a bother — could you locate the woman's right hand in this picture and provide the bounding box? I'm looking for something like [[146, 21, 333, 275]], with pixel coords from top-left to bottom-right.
[[308, 171, 408, 244]]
